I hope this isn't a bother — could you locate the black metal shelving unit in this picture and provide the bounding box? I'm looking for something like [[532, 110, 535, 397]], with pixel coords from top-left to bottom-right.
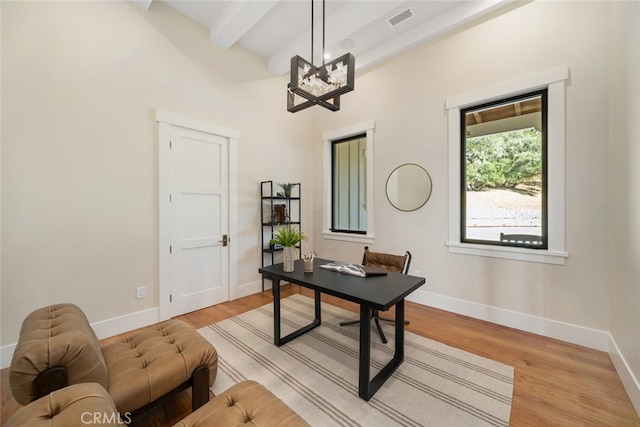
[[260, 181, 302, 290]]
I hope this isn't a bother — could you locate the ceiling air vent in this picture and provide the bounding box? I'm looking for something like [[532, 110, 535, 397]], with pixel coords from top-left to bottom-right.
[[387, 8, 415, 27]]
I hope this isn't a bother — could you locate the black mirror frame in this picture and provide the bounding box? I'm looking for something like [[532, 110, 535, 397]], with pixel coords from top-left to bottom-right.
[[385, 163, 432, 212]]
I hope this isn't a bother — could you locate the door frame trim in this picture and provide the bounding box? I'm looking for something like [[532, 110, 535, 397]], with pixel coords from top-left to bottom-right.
[[156, 110, 238, 321]]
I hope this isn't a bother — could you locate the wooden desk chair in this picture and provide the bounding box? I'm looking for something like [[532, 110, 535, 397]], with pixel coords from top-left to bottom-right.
[[339, 246, 412, 343]]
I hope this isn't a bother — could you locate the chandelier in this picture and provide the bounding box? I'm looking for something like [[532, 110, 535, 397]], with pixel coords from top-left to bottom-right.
[[287, 0, 355, 113]]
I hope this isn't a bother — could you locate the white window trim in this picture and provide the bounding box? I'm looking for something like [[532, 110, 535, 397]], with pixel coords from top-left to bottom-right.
[[445, 67, 569, 265], [322, 120, 375, 244]]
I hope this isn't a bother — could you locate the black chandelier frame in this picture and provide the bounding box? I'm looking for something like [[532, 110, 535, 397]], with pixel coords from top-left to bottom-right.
[[287, 0, 355, 113]]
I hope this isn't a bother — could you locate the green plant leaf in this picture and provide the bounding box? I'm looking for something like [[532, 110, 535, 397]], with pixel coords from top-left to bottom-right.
[[270, 225, 307, 247], [278, 182, 295, 192]]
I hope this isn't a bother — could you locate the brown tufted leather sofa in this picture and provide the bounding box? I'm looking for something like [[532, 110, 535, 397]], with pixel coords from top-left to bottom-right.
[[6, 380, 310, 427], [175, 380, 310, 427], [5, 383, 122, 427], [9, 303, 218, 416]]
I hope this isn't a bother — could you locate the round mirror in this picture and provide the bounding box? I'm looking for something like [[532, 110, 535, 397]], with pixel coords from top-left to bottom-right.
[[385, 163, 432, 212]]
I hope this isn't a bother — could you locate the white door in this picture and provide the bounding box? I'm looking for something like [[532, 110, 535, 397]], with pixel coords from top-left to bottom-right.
[[169, 126, 229, 316]]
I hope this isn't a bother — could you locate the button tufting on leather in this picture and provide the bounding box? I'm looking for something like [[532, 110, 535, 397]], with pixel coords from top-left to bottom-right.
[[11, 308, 218, 413]]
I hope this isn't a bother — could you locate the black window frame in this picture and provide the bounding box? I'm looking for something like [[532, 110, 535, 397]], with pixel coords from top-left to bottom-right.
[[460, 89, 549, 249], [331, 134, 367, 235]]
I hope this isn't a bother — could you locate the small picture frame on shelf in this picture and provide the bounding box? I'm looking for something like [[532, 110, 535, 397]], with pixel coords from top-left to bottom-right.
[[276, 192, 284, 198], [271, 242, 283, 250], [273, 204, 287, 224]]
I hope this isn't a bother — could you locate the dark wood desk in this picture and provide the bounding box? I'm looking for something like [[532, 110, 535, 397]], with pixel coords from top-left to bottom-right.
[[259, 258, 425, 400]]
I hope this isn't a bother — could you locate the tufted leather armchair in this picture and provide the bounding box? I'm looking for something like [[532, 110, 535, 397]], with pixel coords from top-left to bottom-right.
[[9, 303, 218, 416], [5, 383, 122, 427], [175, 380, 310, 427], [6, 381, 309, 427]]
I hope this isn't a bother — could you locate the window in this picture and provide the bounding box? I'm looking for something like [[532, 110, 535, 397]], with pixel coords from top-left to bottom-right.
[[446, 67, 568, 265], [332, 135, 367, 234], [323, 120, 375, 244], [461, 90, 547, 249]]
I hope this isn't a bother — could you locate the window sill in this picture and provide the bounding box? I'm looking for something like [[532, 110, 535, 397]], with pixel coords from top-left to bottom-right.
[[322, 231, 375, 245], [446, 242, 567, 265]]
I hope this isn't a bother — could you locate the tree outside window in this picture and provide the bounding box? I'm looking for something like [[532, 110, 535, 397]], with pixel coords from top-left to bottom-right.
[[461, 90, 547, 249]]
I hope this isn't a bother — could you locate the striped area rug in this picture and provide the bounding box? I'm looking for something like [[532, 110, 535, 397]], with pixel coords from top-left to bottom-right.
[[198, 294, 514, 427]]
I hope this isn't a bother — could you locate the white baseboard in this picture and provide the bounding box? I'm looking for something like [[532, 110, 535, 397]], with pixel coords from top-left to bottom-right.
[[408, 289, 610, 352], [1, 281, 267, 369], [231, 279, 263, 300], [609, 335, 640, 416], [6, 287, 636, 419], [1, 307, 160, 369], [410, 290, 639, 417], [1, 344, 16, 370], [90, 307, 160, 341]]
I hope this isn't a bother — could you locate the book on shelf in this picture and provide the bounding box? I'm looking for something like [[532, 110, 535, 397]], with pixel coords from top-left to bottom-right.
[[319, 262, 387, 277]]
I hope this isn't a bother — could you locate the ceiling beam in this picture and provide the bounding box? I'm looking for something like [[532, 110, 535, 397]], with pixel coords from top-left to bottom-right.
[[268, 1, 402, 75], [514, 102, 522, 116], [210, 0, 278, 50]]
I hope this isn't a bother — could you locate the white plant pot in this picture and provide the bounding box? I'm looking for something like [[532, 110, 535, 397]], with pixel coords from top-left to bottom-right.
[[283, 246, 296, 272]]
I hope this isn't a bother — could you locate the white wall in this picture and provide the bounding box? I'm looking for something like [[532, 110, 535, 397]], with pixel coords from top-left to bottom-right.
[[0, 1, 315, 350], [312, 0, 640, 411], [314, 1, 610, 341], [608, 0, 640, 414]]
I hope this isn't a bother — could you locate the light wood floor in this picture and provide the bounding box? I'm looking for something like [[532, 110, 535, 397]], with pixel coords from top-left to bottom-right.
[[2, 285, 639, 426]]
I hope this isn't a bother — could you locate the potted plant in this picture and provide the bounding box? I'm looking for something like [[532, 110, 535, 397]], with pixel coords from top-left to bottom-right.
[[270, 225, 307, 272], [278, 182, 295, 197]]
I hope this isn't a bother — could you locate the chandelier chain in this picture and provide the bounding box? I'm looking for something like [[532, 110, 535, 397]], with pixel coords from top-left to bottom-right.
[[310, 0, 327, 66], [322, 0, 325, 65]]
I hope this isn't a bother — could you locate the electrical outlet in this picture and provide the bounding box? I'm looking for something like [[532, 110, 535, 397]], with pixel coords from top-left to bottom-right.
[[414, 269, 421, 276], [136, 286, 146, 299]]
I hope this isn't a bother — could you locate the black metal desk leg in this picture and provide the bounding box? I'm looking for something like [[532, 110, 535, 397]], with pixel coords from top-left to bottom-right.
[[315, 290, 321, 323], [358, 305, 371, 400], [359, 300, 406, 400], [273, 279, 281, 345], [272, 278, 321, 347], [395, 299, 405, 359]]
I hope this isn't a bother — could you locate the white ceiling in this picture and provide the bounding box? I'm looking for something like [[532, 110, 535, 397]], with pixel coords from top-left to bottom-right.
[[135, 0, 521, 75]]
